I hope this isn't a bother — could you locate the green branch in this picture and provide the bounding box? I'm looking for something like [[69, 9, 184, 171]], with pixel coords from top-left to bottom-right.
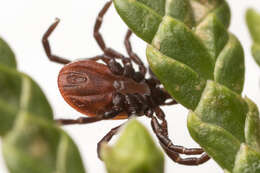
[[113, 0, 260, 172]]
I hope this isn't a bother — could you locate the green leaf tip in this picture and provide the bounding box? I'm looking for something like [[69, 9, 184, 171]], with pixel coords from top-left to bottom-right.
[[251, 43, 260, 67], [0, 37, 16, 68], [246, 8, 260, 67], [0, 35, 53, 136], [0, 67, 53, 136], [244, 98, 260, 153], [246, 8, 260, 43], [233, 144, 260, 173], [101, 119, 164, 173]]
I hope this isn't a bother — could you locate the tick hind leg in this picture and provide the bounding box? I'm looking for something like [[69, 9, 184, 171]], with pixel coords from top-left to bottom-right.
[[97, 124, 124, 159], [56, 107, 122, 125], [151, 107, 210, 165], [42, 18, 71, 64], [56, 93, 125, 125], [56, 116, 104, 125]]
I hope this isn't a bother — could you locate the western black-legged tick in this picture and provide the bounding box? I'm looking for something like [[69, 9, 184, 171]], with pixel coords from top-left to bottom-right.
[[42, 0, 210, 165]]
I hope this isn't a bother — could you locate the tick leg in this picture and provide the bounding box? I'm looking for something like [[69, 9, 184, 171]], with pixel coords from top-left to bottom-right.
[[88, 54, 144, 83], [124, 30, 146, 75], [97, 124, 123, 159], [160, 89, 177, 106], [93, 1, 146, 81], [163, 148, 210, 166], [146, 69, 177, 106], [94, 1, 125, 59], [151, 115, 210, 165], [56, 107, 122, 125], [154, 107, 168, 136], [87, 55, 126, 75], [42, 18, 71, 64], [151, 115, 204, 155], [86, 54, 110, 63], [148, 68, 161, 84], [152, 108, 205, 155], [56, 116, 103, 125]]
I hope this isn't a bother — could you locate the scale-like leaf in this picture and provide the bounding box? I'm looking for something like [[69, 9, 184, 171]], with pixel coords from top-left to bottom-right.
[[114, 0, 162, 43], [246, 9, 260, 43], [151, 16, 214, 79], [147, 46, 206, 109], [244, 98, 260, 153], [188, 112, 241, 171], [251, 44, 260, 66], [233, 144, 260, 173], [246, 9, 260, 67], [194, 81, 247, 142], [214, 34, 244, 94]]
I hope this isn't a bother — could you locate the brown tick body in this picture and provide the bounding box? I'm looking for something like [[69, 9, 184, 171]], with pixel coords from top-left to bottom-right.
[[58, 59, 151, 118], [42, 0, 210, 166]]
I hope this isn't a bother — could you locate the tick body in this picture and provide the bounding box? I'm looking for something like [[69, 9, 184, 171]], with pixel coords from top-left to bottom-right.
[[58, 59, 150, 118], [42, 0, 210, 166]]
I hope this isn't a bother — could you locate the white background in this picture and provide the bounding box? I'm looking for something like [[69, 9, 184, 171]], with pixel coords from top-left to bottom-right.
[[0, 0, 260, 173]]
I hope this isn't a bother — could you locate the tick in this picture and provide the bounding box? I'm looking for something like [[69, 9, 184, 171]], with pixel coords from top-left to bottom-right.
[[42, 0, 210, 165]]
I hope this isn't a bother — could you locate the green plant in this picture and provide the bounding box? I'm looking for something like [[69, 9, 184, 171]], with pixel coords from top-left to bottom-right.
[[113, 0, 260, 172]]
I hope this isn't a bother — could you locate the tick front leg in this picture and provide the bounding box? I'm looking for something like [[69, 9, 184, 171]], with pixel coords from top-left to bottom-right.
[[94, 1, 125, 59], [88, 55, 143, 82], [42, 18, 71, 64], [124, 30, 146, 75], [87, 55, 125, 75]]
